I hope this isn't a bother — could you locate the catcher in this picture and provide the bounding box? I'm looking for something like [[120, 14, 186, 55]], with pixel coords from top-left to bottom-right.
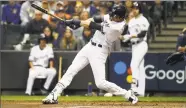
[[166, 28, 186, 65]]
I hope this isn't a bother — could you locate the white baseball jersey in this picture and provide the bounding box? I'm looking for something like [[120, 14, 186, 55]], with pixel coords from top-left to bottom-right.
[[29, 45, 54, 68], [128, 14, 149, 97], [92, 14, 125, 48], [128, 14, 149, 42]]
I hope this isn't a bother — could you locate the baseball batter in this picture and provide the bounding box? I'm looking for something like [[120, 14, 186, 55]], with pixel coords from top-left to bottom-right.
[[121, 2, 149, 96], [25, 34, 56, 95], [42, 5, 138, 104]]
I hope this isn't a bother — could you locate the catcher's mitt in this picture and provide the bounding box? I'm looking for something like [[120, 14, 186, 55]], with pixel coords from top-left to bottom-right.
[[165, 52, 185, 66]]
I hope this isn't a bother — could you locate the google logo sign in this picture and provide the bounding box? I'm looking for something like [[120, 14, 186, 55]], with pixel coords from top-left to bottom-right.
[[114, 61, 133, 83]]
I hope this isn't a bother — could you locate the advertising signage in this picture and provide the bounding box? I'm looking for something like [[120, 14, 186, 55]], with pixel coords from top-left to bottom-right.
[[109, 52, 186, 92]]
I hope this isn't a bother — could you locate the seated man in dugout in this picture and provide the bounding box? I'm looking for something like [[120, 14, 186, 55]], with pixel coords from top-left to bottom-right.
[[25, 34, 56, 96]]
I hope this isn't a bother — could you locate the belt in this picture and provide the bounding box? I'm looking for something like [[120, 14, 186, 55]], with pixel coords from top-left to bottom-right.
[[34, 65, 43, 67], [91, 40, 102, 48], [131, 40, 142, 45]]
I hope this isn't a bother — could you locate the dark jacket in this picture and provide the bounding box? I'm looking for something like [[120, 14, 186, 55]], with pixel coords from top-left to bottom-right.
[[176, 33, 186, 51], [25, 19, 49, 34], [2, 3, 21, 24]]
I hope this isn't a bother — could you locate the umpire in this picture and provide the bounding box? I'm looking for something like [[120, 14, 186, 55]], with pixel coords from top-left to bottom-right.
[[165, 28, 186, 65], [176, 28, 186, 52]]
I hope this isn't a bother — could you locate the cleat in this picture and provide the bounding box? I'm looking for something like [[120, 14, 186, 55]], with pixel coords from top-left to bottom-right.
[[42, 99, 58, 104], [42, 92, 58, 104], [125, 89, 138, 104]]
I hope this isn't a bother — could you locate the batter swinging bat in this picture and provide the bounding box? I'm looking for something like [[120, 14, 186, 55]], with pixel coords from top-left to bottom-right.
[[31, 3, 65, 22]]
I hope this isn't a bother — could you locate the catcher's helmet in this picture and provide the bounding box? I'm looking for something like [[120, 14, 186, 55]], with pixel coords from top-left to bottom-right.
[[109, 5, 126, 19], [38, 34, 47, 43], [132, 2, 142, 13]]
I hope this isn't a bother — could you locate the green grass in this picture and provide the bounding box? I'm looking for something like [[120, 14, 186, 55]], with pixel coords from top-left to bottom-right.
[[1, 96, 186, 102]]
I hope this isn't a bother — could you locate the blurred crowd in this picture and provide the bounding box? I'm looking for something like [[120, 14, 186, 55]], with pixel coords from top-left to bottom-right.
[[1, 0, 184, 51]]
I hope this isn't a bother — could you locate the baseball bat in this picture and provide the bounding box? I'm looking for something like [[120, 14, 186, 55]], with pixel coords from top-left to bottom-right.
[[31, 3, 65, 22], [58, 56, 62, 81]]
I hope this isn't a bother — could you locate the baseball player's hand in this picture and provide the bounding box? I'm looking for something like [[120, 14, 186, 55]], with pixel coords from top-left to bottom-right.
[[119, 36, 124, 40], [178, 47, 186, 52], [119, 34, 132, 42], [65, 19, 81, 30], [80, 20, 91, 28]]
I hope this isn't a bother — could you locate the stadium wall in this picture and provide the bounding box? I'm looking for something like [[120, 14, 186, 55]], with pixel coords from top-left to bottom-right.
[[1, 51, 186, 93]]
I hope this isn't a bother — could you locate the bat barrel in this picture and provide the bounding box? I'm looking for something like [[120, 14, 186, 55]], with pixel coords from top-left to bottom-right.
[[31, 3, 48, 14]]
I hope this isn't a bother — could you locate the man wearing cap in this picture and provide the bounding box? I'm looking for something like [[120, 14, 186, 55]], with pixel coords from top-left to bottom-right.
[[2, 1, 21, 25], [120, 2, 149, 97], [25, 34, 56, 96], [14, 9, 49, 50], [20, 1, 41, 26], [82, 0, 98, 17]]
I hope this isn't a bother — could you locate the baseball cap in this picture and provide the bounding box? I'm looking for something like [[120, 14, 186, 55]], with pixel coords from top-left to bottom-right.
[[56, 1, 64, 6], [55, 8, 64, 13], [35, 10, 42, 14], [132, 2, 140, 9]]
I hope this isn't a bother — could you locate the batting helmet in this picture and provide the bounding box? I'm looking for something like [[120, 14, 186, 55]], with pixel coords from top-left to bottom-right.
[[132, 2, 142, 13], [109, 5, 126, 19], [38, 34, 47, 44]]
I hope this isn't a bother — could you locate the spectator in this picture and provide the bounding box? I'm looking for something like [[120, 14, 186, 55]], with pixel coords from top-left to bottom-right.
[[140, 2, 155, 42], [106, 1, 114, 11], [125, 0, 133, 13], [167, 1, 174, 20], [14, 10, 49, 50], [74, 11, 90, 38], [48, 1, 56, 12], [73, 1, 83, 16], [93, 0, 101, 11], [101, 3, 109, 15], [72, 15, 80, 20], [60, 28, 77, 50], [77, 28, 94, 50], [63, 0, 75, 15], [2, 1, 21, 25], [25, 10, 49, 34], [25, 34, 56, 96], [43, 26, 57, 48], [41, 1, 55, 21], [55, 8, 71, 20], [176, 28, 186, 52], [49, 9, 71, 48], [71, 15, 84, 38], [82, 0, 97, 17], [80, 11, 90, 21], [95, 3, 108, 16], [150, 0, 163, 34], [20, 1, 41, 26], [71, 8, 89, 38], [56, 1, 64, 10], [114, 0, 123, 6]]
